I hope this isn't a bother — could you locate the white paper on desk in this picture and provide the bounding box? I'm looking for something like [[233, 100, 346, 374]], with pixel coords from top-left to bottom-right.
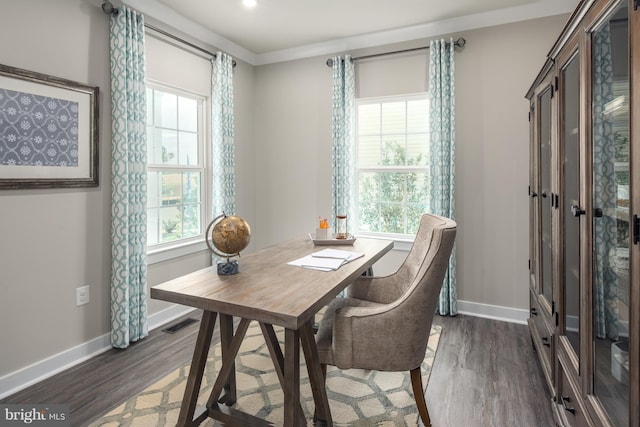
[[312, 248, 364, 262], [288, 249, 365, 271], [287, 254, 346, 271]]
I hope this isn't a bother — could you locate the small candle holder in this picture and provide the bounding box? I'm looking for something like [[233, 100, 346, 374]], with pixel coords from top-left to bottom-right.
[[316, 217, 331, 239], [336, 215, 348, 239], [316, 228, 332, 240]]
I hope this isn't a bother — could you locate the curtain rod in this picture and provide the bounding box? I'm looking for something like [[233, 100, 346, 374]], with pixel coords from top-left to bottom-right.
[[325, 37, 466, 67], [100, 0, 236, 68]]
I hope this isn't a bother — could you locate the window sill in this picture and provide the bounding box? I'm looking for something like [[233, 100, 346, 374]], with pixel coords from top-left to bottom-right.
[[147, 239, 209, 265], [354, 233, 414, 252], [148, 233, 413, 265]]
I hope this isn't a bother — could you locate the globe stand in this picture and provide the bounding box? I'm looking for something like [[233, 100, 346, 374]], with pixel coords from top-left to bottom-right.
[[205, 213, 251, 276], [217, 259, 239, 275]]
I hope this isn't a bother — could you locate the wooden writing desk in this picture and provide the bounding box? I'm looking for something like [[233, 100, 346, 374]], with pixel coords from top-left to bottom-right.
[[151, 236, 393, 426]]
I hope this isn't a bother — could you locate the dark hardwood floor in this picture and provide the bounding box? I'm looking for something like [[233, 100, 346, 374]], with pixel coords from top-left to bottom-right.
[[426, 315, 554, 427], [2, 313, 554, 427]]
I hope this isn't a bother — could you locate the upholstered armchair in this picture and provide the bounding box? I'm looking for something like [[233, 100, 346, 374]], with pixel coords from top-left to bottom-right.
[[315, 213, 456, 426]]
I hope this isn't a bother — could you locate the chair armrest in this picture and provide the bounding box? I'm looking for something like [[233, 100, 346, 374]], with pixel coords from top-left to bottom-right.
[[346, 274, 406, 304], [332, 302, 429, 372]]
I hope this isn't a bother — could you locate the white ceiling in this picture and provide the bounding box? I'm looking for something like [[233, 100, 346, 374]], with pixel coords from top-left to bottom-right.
[[124, 0, 577, 65]]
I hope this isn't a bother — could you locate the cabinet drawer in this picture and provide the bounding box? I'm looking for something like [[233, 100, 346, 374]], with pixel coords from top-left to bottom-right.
[[529, 292, 554, 393], [553, 364, 591, 427]]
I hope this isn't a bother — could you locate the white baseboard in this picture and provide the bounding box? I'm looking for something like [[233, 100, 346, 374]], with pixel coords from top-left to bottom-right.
[[147, 305, 197, 332], [457, 300, 529, 325], [0, 304, 196, 400]]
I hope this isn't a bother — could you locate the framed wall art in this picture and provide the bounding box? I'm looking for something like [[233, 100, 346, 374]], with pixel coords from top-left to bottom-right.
[[0, 64, 99, 189]]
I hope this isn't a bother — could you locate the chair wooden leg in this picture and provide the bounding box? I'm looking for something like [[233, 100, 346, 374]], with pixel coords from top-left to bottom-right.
[[410, 367, 431, 427]]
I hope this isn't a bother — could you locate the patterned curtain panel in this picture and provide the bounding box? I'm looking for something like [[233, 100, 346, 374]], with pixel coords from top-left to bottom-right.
[[429, 39, 457, 316], [211, 53, 235, 217], [592, 24, 619, 340], [331, 55, 355, 232], [109, 6, 148, 348]]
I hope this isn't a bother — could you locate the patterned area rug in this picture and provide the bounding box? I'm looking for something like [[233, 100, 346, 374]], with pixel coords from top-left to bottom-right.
[[90, 320, 441, 426]]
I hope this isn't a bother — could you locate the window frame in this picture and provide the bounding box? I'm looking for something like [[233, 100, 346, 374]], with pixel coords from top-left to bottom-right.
[[145, 80, 210, 263], [354, 92, 430, 242]]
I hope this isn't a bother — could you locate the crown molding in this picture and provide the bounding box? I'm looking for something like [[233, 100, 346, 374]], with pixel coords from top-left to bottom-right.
[[254, 0, 577, 65], [122, 0, 257, 65], [122, 0, 576, 66]]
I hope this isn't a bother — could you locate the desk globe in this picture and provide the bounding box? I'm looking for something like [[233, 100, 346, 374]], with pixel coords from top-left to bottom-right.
[[205, 213, 251, 275]]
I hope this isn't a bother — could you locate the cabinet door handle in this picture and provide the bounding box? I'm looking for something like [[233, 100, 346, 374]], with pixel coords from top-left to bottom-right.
[[594, 208, 603, 218], [530, 307, 538, 316], [542, 336, 551, 347], [560, 396, 576, 415], [531, 191, 538, 198], [571, 205, 586, 217], [541, 192, 547, 198]]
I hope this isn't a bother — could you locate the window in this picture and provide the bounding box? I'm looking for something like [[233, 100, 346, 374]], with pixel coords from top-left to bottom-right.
[[355, 94, 429, 238], [146, 84, 206, 248]]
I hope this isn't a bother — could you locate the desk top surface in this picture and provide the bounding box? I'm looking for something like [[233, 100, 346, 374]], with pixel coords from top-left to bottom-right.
[[150, 237, 393, 329]]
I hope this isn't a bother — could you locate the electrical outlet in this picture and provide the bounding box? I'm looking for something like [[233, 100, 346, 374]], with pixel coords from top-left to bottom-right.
[[76, 286, 90, 306]]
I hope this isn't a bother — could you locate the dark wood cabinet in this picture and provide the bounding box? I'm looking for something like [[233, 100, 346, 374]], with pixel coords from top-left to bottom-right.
[[526, 1, 639, 426]]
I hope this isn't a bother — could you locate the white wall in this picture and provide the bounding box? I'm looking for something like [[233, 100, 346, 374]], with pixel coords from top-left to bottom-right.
[[0, 0, 568, 397], [453, 17, 564, 310], [253, 57, 331, 246]]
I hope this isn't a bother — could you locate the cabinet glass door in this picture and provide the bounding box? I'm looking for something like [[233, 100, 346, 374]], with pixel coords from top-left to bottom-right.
[[591, 2, 629, 425], [561, 52, 580, 356], [529, 102, 538, 289], [539, 85, 554, 308]]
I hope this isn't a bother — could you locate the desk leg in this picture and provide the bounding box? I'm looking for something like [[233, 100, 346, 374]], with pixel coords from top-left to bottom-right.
[[284, 328, 303, 427], [206, 318, 251, 409], [300, 321, 333, 425], [260, 323, 306, 422], [177, 310, 217, 427], [259, 323, 285, 384], [218, 314, 237, 406]]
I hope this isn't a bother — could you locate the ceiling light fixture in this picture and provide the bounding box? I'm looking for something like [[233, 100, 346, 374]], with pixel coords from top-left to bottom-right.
[[242, 0, 257, 8]]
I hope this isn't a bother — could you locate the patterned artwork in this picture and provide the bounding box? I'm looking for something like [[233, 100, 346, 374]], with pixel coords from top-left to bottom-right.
[[0, 88, 79, 167]]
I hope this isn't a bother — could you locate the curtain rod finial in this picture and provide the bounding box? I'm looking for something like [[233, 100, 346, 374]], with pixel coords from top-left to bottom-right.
[[101, 0, 119, 15], [455, 38, 466, 50]]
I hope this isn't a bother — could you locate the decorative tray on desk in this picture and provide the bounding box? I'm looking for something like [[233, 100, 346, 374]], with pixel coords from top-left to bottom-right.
[[308, 233, 356, 246]]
